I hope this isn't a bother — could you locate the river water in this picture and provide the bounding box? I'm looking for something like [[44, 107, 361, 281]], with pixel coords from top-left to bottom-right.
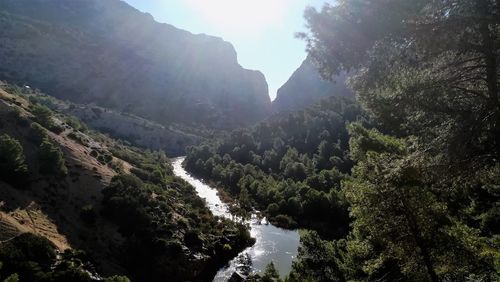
[[172, 157, 300, 281]]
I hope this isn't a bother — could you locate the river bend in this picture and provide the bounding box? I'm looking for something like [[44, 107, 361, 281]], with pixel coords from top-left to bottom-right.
[[172, 157, 300, 281]]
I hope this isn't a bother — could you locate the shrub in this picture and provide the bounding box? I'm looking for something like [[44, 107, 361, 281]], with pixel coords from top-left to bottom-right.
[[130, 167, 151, 181], [29, 122, 48, 144], [89, 150, 99, 158], [38, 138, 67, 176], [223, 244, 232, 251], [262, 262, 281, 282], [109, 160, 124, 173], [272, 214, 294, 228], [31, 104, 54, 128], [0, 233, 56, 270], [0, 233, 114, 281], [0, 134, 28, 184], [65, 116, 88, 132], [266, 203, 280, 217], [31, 104, 64, 133], [68, 131, 88, 146]]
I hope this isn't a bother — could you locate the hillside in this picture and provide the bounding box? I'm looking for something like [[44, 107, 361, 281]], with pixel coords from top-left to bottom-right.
[[272, 57, 352, 113], [0, 83, 253, 281], [27, 91, 205, 156], [0, 0, 271, 130]]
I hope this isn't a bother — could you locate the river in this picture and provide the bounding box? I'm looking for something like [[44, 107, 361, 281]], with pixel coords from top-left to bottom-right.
[[172, 157, 300, 281]]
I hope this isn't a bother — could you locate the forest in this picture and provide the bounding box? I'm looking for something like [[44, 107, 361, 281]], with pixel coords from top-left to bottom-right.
[[186, 0, 500, 281], [186, 97, 364, 238]]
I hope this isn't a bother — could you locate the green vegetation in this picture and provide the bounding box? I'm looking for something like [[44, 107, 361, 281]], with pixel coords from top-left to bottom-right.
[[186, 0, 500, 281], [0, 83, 254, 281], [38, 137, 67, 176], [101, 164, 254, 281], [262, 262, 281, 282], [0, 233, 123, 282], [29, 122, 48, 144], [65, 116, 88, 133], [292, 0, 499, 281], [0, 134, 28, 185], [30, 104, 63, 133], [186, 98, 363, 237]]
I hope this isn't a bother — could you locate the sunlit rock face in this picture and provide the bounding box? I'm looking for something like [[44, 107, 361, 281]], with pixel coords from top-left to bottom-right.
[[0, 0, 271, 129], [272, 57, 352, 113]]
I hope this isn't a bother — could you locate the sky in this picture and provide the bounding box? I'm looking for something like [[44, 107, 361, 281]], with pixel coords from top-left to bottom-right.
[[123, 0, 328, 101]]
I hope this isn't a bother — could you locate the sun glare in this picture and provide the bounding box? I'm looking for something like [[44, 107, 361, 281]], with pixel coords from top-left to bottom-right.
[[185, 0, 287, 36]]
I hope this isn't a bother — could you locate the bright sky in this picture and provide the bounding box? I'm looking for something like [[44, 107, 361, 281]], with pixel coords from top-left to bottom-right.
[[123, 0, 327, 100]]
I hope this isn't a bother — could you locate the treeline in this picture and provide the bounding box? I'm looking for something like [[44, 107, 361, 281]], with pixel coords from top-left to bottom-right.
[[186, 97, 365, 238], [187, 0, 500, 281]]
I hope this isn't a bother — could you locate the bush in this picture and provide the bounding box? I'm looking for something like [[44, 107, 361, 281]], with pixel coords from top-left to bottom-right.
[[223, 244, 232, 251], [38, 137, 67, 176], [89, 149, 99, 158], [109, 160, 124, 173], [68, 131, 88, 146], [29, 122, 48, 144], [262, 262, 281, 282], [272, 214, 295, 228], [266, 203, 280, 217], [130, 167, 151, 181], [0, 233, 56, 275], [31, 104, 54, 128], [0, 134, 28, 185], [0, 233, 118, 281], [65, 116, 88, 132], [31, 104, 64, 133]]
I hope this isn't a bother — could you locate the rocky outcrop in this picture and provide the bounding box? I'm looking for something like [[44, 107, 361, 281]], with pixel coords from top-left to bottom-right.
[[0, 0, 271, 129], [272, 57, 352, 112]]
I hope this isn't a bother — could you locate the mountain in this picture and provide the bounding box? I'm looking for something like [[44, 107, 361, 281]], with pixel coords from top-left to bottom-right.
[[272, 57, 352, 112], [0, 0, 271, 130]]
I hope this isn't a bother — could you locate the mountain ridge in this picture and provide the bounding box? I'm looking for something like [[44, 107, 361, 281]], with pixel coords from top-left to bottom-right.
[[0, 0, 271, 130], [272, 57, 352, 112]]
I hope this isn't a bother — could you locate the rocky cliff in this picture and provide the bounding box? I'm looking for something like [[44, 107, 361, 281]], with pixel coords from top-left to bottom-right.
[[272, 57, 352, 112], [0, 0, 271, 129]]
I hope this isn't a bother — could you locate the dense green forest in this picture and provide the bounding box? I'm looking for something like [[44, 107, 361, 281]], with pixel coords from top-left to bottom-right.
[[186, 97, 364, 238], [0, 84, 253, 282], [186, 0, 500, 281]]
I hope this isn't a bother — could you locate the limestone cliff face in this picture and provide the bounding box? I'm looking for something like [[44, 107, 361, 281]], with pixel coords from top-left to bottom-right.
[[272, 57, 352, 113], [0, 0, 271, 129]]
